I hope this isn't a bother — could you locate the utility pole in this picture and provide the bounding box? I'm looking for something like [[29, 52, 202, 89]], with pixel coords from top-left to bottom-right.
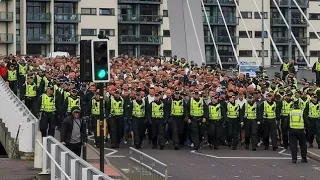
[[288, 0, 292, 62], [261, 0, 265, 67]]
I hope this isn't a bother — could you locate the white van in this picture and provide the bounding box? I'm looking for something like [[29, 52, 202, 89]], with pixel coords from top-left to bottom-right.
[[47, 51, 70, 58]]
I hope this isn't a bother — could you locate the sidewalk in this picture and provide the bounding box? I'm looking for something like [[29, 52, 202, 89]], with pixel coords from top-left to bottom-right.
[[307, 142, 320, 161], [0, 158, 40, 180]]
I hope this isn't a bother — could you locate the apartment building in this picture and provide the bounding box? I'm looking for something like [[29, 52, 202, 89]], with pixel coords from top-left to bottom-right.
[[202, 0, 320, 66]]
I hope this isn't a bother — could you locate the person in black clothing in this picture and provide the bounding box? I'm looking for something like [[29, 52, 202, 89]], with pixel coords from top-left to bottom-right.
[[61, 106, 87, 157]]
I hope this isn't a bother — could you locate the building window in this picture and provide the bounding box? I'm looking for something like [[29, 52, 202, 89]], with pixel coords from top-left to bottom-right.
[[254, 12, 268, 19], [240, 12, 252, 19], [310, 32, 320, 39], [81, 8, 96, 15], [109, 50, 115, 58], [163, 10, 168, 17], [99, 8, 115, 16], [309, 13, 320, 20], [81, 29, 97, 36], [239, 50, 252, 57], [310, 51, 320, 57], [255, 31, 268, 38], [163, 50, 172, 57], [99, 29, 115, 36], [256, 50, 268, 57], [239, 31, 252, 38], [163, 30, 170, 37]]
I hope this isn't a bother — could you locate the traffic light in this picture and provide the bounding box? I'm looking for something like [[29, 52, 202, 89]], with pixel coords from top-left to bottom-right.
[[80, 40, 92, 82], [91, 39, 110, 83]]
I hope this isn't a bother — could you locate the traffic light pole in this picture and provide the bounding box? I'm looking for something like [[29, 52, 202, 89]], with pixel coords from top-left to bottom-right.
[[99, 83, 104, 173]]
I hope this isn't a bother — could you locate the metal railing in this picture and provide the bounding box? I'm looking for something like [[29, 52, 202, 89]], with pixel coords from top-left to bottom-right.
[[119, 35, 163, 44], [0, 12, 13, 21], [271, 0, 309, 7], [118, 14, 163, 23], [0, 33, 13, 43], [55, 34, 80, 43], [0, 76, 38, 153], [271, 17, 308, 26], [39, 136, 114, 180], [202, 16, 239, 25], [54, 13, 81, 22], [118, 0, 162, 3], [204, 35, 239, 44], [26, 34, 51, 43], [203, 0, 238, 5], [26, 13, 51, 21], [129, 147, 168, 180]]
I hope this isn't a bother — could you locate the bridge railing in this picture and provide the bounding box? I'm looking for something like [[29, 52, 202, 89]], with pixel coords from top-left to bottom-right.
[[39, 136, 114, 180], [129, 147, 168, 180], [0, 76, 37, 154]]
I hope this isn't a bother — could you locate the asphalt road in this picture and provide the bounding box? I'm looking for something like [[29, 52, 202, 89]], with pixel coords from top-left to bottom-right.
[[87, 136, 320, 180]]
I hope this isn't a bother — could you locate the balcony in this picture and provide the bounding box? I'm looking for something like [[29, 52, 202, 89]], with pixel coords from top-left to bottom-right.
[[118, 14, 163, 24], [54, 14, 80, 23], [271, 56, 310, 65], [118, 0, 162, 4], [0, 12, 13, 22], [203, 16, 239, 25], [119, 35, 163, 44], [271, 18, 308, 27], [270, 0, 308, 8], [55, 35, 80, 44], [26, 34, 51, 44], [273, 37, 309, 45], [26, 13, 51, 23], [0, 33, 13, 44], [204, 36, 239, 45], [206, 55, 237, 65], [203, 0, 237, 6], [55, 0, 80, 2]]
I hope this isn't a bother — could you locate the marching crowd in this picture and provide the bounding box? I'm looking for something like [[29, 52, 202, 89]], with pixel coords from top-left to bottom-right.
[[1, 54, 320, 163]]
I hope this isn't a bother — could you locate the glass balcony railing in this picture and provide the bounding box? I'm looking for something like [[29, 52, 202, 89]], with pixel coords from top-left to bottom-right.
[[26, 34, 51, 43], [55, 35, 80, 44], [271, 18, 308, 26], [118, 14, 163, 23], [0, 12, 13, 21], [203, 0, 238, 5], [0, 33, 13, 43], [119, 35, 163, 44], [118, 0, 162, 4], [54, 13, 81, 23], [203, 16, 238, 25], [26, 13, 51, 22], [273, 37, 309, 45], [271, 0, 308, 7], [204, 36, 239, 44]]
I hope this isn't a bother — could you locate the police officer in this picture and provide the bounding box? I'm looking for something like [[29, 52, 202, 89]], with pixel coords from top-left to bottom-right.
[[35, 70, 45, 89], [304, 94, 320, 149], [88, 91, 104, 147], [37, 86, 57, 137], [106, 89, 125, 149], [6, 64, 18, 95], [63, 89, 81, 117], [148, 92, 167, 150], [312, 57, 320, 85], [241, 95, 259, 151], [259, 93, 279, 151], [38, 71, 53, 94], [128, 92, 146, 149], [227, 95, 240, 150], [289, 101, 308, 163], [186, 91, 207, 151], [21, 76, 37, 115], [299, 92, 309, 111], [206, 95, 226, 150], [281, 59, 290, 81], [18, 60, 28, 90], [168, 90, 187, 150], [279, 92, 293, 149]]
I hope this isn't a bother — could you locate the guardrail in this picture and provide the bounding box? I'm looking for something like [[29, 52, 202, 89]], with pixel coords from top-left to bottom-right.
[[128, 147, 168, 180], [39, 136, 114, 180], [0, 76, 38, 154]]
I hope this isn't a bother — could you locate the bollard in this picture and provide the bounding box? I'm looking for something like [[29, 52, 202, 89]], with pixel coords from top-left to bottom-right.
[[34, 131, 43, 168]]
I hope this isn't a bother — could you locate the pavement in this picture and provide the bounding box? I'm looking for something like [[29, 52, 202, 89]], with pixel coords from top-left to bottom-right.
[[0, 158, 40, 180], [87, 136, 320, 180]]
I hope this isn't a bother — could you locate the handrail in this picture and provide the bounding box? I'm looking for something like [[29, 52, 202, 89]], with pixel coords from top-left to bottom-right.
[[36, 140, 71, 180], [129, 147, 167, 167]]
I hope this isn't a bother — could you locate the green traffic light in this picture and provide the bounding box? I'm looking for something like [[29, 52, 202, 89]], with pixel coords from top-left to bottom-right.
[[98, 69, 107, 79]]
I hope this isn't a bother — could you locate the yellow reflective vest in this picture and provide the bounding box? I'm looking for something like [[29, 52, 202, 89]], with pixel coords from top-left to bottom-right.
[[40, 94, 56, 112], [208, 104, 221, 120], [245, 103, 257, 120], [190, 98, 204, 117], [132, 100, 145, 118], [19, 65, 27, 75], [171, 99, 184, 116], [316, 61, 320, 71], [283, 63, 289, 72], [263, 101, 276, 119], [151, 101, 164, 118], [110, 98, 124, 116], [67, 97, 81, 113], [25, 83, 37, 97], [227, 103, 239, 118], [308, 102, 320, 118], [281, 101, 293, 116], [7, 70, 17, 81], [91, 98, 101, 115], [289, 109, 304, 129]]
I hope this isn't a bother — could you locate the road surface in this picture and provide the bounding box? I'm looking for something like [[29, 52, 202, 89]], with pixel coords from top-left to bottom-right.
[[87, 136, 320, 180]]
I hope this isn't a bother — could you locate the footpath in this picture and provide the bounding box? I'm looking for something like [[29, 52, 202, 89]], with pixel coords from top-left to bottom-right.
[[307, 142, 320, 161]]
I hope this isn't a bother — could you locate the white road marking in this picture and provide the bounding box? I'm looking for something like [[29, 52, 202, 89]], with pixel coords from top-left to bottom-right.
[[313, 167, 320, 171], [234, 176, 239, 178], [278, 176, 283, 178], [190, 164, 194, 166], [191, 150, 293, 160], [300, 176, 305, 178], [87, 135, 126, 158], [253, 176, 260, 178], [272, 165, 277, 167], [168, 176, 173, 178], [252, 165, 256, 167], [232, 165, 235, 167], [121, 168, 130, 173]]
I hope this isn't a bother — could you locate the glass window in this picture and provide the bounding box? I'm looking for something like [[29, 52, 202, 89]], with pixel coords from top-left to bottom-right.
[[163, 10, 168, 17], [140, 25, 158, 35], [99, 8, 115, 16], [55, 24, 77, 35], [81, 29, 97, 36], [256, 50, 268, 57], [99, 29, 115, 36], [310, 51, 320, 57], [255, 31, 268, 38], [109, 50, 116, 58], [140, 45, 158, 56], [239, 31, 252, 38], [310, 32, 320, 39], [309, 13, 320, 20], [54, 3, 75, 13], [163, 50, 172, 57], [81, 8, 96, 15], [163, 30, 170, 37], [254, 12, 268, 19], [240, 12, 252, 19], [239, 50, 252, 57]]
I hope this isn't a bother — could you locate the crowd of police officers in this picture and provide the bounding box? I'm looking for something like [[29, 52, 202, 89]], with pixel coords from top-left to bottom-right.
[[5, 57, 320, 163]]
